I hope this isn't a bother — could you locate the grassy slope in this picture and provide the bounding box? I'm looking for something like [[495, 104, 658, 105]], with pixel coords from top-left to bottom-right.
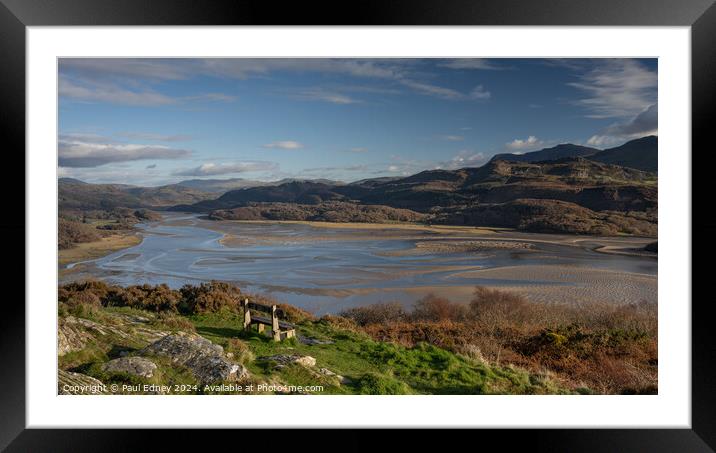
[[60, 307, 569, 395]]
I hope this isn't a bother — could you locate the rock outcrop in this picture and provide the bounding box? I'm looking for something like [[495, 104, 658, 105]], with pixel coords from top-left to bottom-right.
[[257, 354, 316, 368], [102, 356, 158, 379], [58, 370, 108, 395], [140, 332, 248, 384], [58, 315, 169, 356], [58, 316, 97, 356]]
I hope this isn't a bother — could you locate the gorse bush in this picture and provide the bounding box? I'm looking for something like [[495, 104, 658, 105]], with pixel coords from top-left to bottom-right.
[[276, 303, 315, 324], [58, 280, 271, 316], [178, 281, 242, 314], [339, 302, 408, 325], [58, 281, 657, 394], [339, 286, 657, 394]]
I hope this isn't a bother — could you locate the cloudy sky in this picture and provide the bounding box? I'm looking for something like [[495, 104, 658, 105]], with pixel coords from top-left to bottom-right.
[[58, 58, 657, 186]]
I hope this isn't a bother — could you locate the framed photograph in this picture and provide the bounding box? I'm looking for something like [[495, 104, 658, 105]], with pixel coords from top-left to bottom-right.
[[3, 0, 712, 449]]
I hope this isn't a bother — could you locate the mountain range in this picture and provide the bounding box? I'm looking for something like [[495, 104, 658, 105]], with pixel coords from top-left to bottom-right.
[[60, 136, 658, 236], [490, 135, 657, 172]]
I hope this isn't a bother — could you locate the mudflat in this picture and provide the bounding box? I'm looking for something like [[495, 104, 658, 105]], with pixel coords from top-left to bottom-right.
[[60, 214, 657, 314], [59, 233, 142, 268]]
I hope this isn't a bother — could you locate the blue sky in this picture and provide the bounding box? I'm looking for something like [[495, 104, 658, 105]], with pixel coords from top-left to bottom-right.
[[58, 58, 657, 186]]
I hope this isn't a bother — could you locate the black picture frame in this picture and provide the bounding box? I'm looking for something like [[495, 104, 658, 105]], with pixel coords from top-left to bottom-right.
[[1, 0, 712, 450]]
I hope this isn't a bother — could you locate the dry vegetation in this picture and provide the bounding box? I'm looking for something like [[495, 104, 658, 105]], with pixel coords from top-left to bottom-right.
[[209, 201, 427, 224], [339, 288, 657, 394], [58, 218, 102, 249], [59, 208, 161, 249], [59, 280, 252, 316], [58, 281, 657, 394], [433, 199, 657, 237]]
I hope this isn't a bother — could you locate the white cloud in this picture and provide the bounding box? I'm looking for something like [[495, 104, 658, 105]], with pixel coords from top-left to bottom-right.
[[290, 88, 360, 104], [399, 80, 490, 101], [172, 161, 279, 176], [59, 77, 176, 106], [586, 103, 658, 147], [60, 58, 492, 105], [262, 141, 304, 150], [60, 76, 237, 107], [399, 80, 464, 100], [60, 58, 403, 85], [439, 150, 486, 169], [506, 136, 544, 151], [441, 135, 464, 142], [568, 59, 657, 119], [438, 59, 503, 70], [58, 135, 191, 167], [183, 93, 238, 103], [469, 85, 491, 100], [117, 132, 193, 142], [302, 164, 368, 173], [585, 135, 622, 148]]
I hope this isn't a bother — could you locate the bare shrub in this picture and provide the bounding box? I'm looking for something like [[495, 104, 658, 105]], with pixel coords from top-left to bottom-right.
[[58, 218, 101, 249], [64, 289, 101, 308], [459, 344, 487, 363], [339, 302, 408, 326], [348, 286, 658, 394], [319, 314, 361, 333], [468, 286, 530, 330], [412, 294, 467, 322], [276, 303, 315, 324], [178, 280, 242, 314]]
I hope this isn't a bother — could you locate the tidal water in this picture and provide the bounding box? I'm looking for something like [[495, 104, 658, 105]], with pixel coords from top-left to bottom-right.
[[62, 214, 658, 315]]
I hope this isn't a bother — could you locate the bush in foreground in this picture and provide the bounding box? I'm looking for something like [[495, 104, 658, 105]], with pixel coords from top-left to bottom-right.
[[339, 287, 657, 394], [58, 281, 657, 394]]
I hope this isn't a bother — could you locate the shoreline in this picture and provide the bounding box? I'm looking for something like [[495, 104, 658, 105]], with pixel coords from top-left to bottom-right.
[[592, 245, 657, 258], [208, 218, 504, 234], [199, 217, 656, 256], [59, 232, 142, 268]]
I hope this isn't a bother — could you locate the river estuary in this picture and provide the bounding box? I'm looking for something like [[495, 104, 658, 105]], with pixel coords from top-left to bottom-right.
[[60, 213, 658, 315]]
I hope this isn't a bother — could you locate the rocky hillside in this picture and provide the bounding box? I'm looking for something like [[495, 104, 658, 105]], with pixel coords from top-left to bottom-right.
[[589, 136, 658, 173], [490, 143, 599, 164], [209, 201, 428, 223], [490, 135, 657, 172], [433, 198, 657, 236], [58, 304, 565, 396], [59, 177, 214, 211], [58, 280, 658, 395], [176, 155, 657, 236]]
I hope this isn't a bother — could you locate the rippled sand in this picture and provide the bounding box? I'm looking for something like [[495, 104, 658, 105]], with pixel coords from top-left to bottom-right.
[[61, 214, 658, 312], [448, 264, 657, 305]]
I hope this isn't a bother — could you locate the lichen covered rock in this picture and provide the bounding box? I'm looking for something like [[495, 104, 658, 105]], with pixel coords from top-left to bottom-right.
[[140, 332, 249, 384], [102, 356, 158, 378], [58, 370, 107, 395], [258, 354, 316, 368]]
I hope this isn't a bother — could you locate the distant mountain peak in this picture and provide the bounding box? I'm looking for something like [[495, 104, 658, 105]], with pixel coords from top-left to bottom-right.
[[58, 177, 88, 185], [487, 136, 656, 172], [489, 143, 599, 164]]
